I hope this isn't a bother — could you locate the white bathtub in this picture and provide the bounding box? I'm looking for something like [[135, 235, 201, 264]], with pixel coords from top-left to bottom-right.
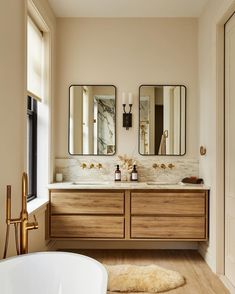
[[0, 252, 107, 294]]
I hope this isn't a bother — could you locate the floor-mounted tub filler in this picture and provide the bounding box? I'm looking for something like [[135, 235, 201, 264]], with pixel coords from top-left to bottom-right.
[[0, 252, 108, 294]]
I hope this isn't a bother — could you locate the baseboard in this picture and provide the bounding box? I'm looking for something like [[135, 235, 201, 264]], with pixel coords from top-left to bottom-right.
[[198, 242, 216, 272], [50, 240, 198, 251], [220, 275, 235, 293]]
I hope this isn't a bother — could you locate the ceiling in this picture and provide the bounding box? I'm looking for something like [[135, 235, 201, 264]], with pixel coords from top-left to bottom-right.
[[48, 0, 209, 18]]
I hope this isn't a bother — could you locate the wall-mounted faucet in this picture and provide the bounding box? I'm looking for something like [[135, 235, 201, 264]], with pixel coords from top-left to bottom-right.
[[89, 163, 95, 169], [96, 163, 103, 169], [160, 163, 167, 169], [152, 163, 159, 169], [152, 163, 176, 170], [80, 163, 87, 169], [80, 162, 103, 169], [168, 163, 175, 169]]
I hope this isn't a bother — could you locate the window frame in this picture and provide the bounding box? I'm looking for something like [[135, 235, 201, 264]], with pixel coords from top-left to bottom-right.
[[27, 96, 38, 202]]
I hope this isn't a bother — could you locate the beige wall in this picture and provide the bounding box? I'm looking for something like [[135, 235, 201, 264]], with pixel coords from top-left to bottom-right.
[[0, 0, 55, 258], [55, 18, 199, 159], [198, 0, 235, 273], [0, 0, 25, 257]]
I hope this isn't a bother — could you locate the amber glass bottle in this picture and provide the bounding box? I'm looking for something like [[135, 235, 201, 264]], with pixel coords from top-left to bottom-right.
[[131, 165, 138, 181], [115, 165, 121, 181]]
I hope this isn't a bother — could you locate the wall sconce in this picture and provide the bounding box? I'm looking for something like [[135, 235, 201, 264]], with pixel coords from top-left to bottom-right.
[[122, 92, 133, 130]]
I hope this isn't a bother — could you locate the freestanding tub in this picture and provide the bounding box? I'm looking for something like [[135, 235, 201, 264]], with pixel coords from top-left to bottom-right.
[[0, 252, 107, 294]]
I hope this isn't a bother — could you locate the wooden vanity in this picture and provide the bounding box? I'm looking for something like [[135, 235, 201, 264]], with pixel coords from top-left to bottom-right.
[[49, 186, 209, 241]]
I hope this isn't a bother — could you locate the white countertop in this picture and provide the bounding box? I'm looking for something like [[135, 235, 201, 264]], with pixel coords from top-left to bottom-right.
[[48, 181, 210, 190]]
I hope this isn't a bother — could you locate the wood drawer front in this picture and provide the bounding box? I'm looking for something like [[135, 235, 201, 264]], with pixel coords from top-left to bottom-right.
[[51, 215, 124, 238], [51, 192, 124, 215], [131, 193, 206, 215], [131, 216, 205, 239]]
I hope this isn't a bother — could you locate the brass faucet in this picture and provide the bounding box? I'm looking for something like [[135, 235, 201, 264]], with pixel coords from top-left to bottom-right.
[[89, 163, 95, 169], [80, 163, 87, 169], [168, 163, 175, 169], [152, 163, 159, 169], [96, 163, 103, 169], [20, 173, 38, 254], [160, 163, 167, 169], [3, 173, 38, 258]]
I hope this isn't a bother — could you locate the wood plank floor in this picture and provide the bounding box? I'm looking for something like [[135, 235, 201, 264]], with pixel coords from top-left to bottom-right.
[[71, 250, 229, 294]]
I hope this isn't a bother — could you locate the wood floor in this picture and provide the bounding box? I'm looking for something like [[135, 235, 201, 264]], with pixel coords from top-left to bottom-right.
[[72, 249, 229, 294]]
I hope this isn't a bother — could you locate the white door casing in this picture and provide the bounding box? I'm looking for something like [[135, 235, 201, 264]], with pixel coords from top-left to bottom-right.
[[225, 12, 235, 288]]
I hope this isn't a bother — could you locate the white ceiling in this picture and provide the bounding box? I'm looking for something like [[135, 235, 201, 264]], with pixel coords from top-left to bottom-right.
[[48, 0, 209, 18]]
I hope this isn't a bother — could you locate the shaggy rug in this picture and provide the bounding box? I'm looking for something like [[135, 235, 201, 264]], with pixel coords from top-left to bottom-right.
[[104, 264, 185, 293]]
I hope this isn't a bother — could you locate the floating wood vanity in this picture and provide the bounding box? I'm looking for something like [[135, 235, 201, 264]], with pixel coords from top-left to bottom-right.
[[48, 183, 209, 242]]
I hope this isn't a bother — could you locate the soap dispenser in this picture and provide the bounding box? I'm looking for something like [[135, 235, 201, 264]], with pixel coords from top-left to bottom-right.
[[131, 165, 138, 181], [115, 165, 121, 181]]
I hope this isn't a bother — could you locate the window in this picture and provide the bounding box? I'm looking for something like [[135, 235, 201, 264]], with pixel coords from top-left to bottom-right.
[[27, 17, 43, 101], [27, 16, 44, 201], [27, 96, 37, 201]]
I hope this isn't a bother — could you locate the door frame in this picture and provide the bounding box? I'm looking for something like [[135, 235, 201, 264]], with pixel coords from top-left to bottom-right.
[[215, 2, 235, 277]]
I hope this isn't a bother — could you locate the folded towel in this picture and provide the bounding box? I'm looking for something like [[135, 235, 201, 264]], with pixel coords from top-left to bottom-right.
[[182, 177, 204, 184]]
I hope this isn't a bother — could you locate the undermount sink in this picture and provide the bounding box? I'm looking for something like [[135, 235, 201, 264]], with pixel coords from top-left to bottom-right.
[[71, 182, 108, 186], [146, 182, 180, 185]]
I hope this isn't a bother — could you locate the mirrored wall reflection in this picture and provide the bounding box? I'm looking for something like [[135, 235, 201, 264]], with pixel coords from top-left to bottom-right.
[[139, 85, 186, 156], [69, 85, 116, 155]]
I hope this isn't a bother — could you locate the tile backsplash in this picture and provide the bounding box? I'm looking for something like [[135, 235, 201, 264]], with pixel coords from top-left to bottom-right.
[[55, 156, 199, 183]]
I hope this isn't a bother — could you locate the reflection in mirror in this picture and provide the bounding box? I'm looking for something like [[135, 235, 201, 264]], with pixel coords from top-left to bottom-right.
[[69, 85, 116, 155], [139, 85, 186, 155]]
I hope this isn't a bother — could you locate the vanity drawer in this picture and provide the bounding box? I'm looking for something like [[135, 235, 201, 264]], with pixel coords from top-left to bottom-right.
[[131, 216, 206, 239], [50, 192, 124, 215], [51, 215, 124, 238], [131, 192, 206, 215]]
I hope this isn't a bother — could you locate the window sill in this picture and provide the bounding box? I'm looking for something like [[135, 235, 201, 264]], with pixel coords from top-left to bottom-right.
[[27, 198, 48, 215]]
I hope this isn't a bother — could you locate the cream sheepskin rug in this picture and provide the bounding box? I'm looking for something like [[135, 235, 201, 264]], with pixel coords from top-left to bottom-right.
[[104, 264, 185, 293]]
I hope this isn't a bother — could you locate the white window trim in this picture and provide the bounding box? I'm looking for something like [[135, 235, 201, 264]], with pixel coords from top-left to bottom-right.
[[28, 198, 48, 215], [27, 0, 53, 207]]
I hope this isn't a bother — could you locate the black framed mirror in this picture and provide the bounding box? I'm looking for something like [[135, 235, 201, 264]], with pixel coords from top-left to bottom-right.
[[139, 85, 186, 156], [69, 85, 116, 155]]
